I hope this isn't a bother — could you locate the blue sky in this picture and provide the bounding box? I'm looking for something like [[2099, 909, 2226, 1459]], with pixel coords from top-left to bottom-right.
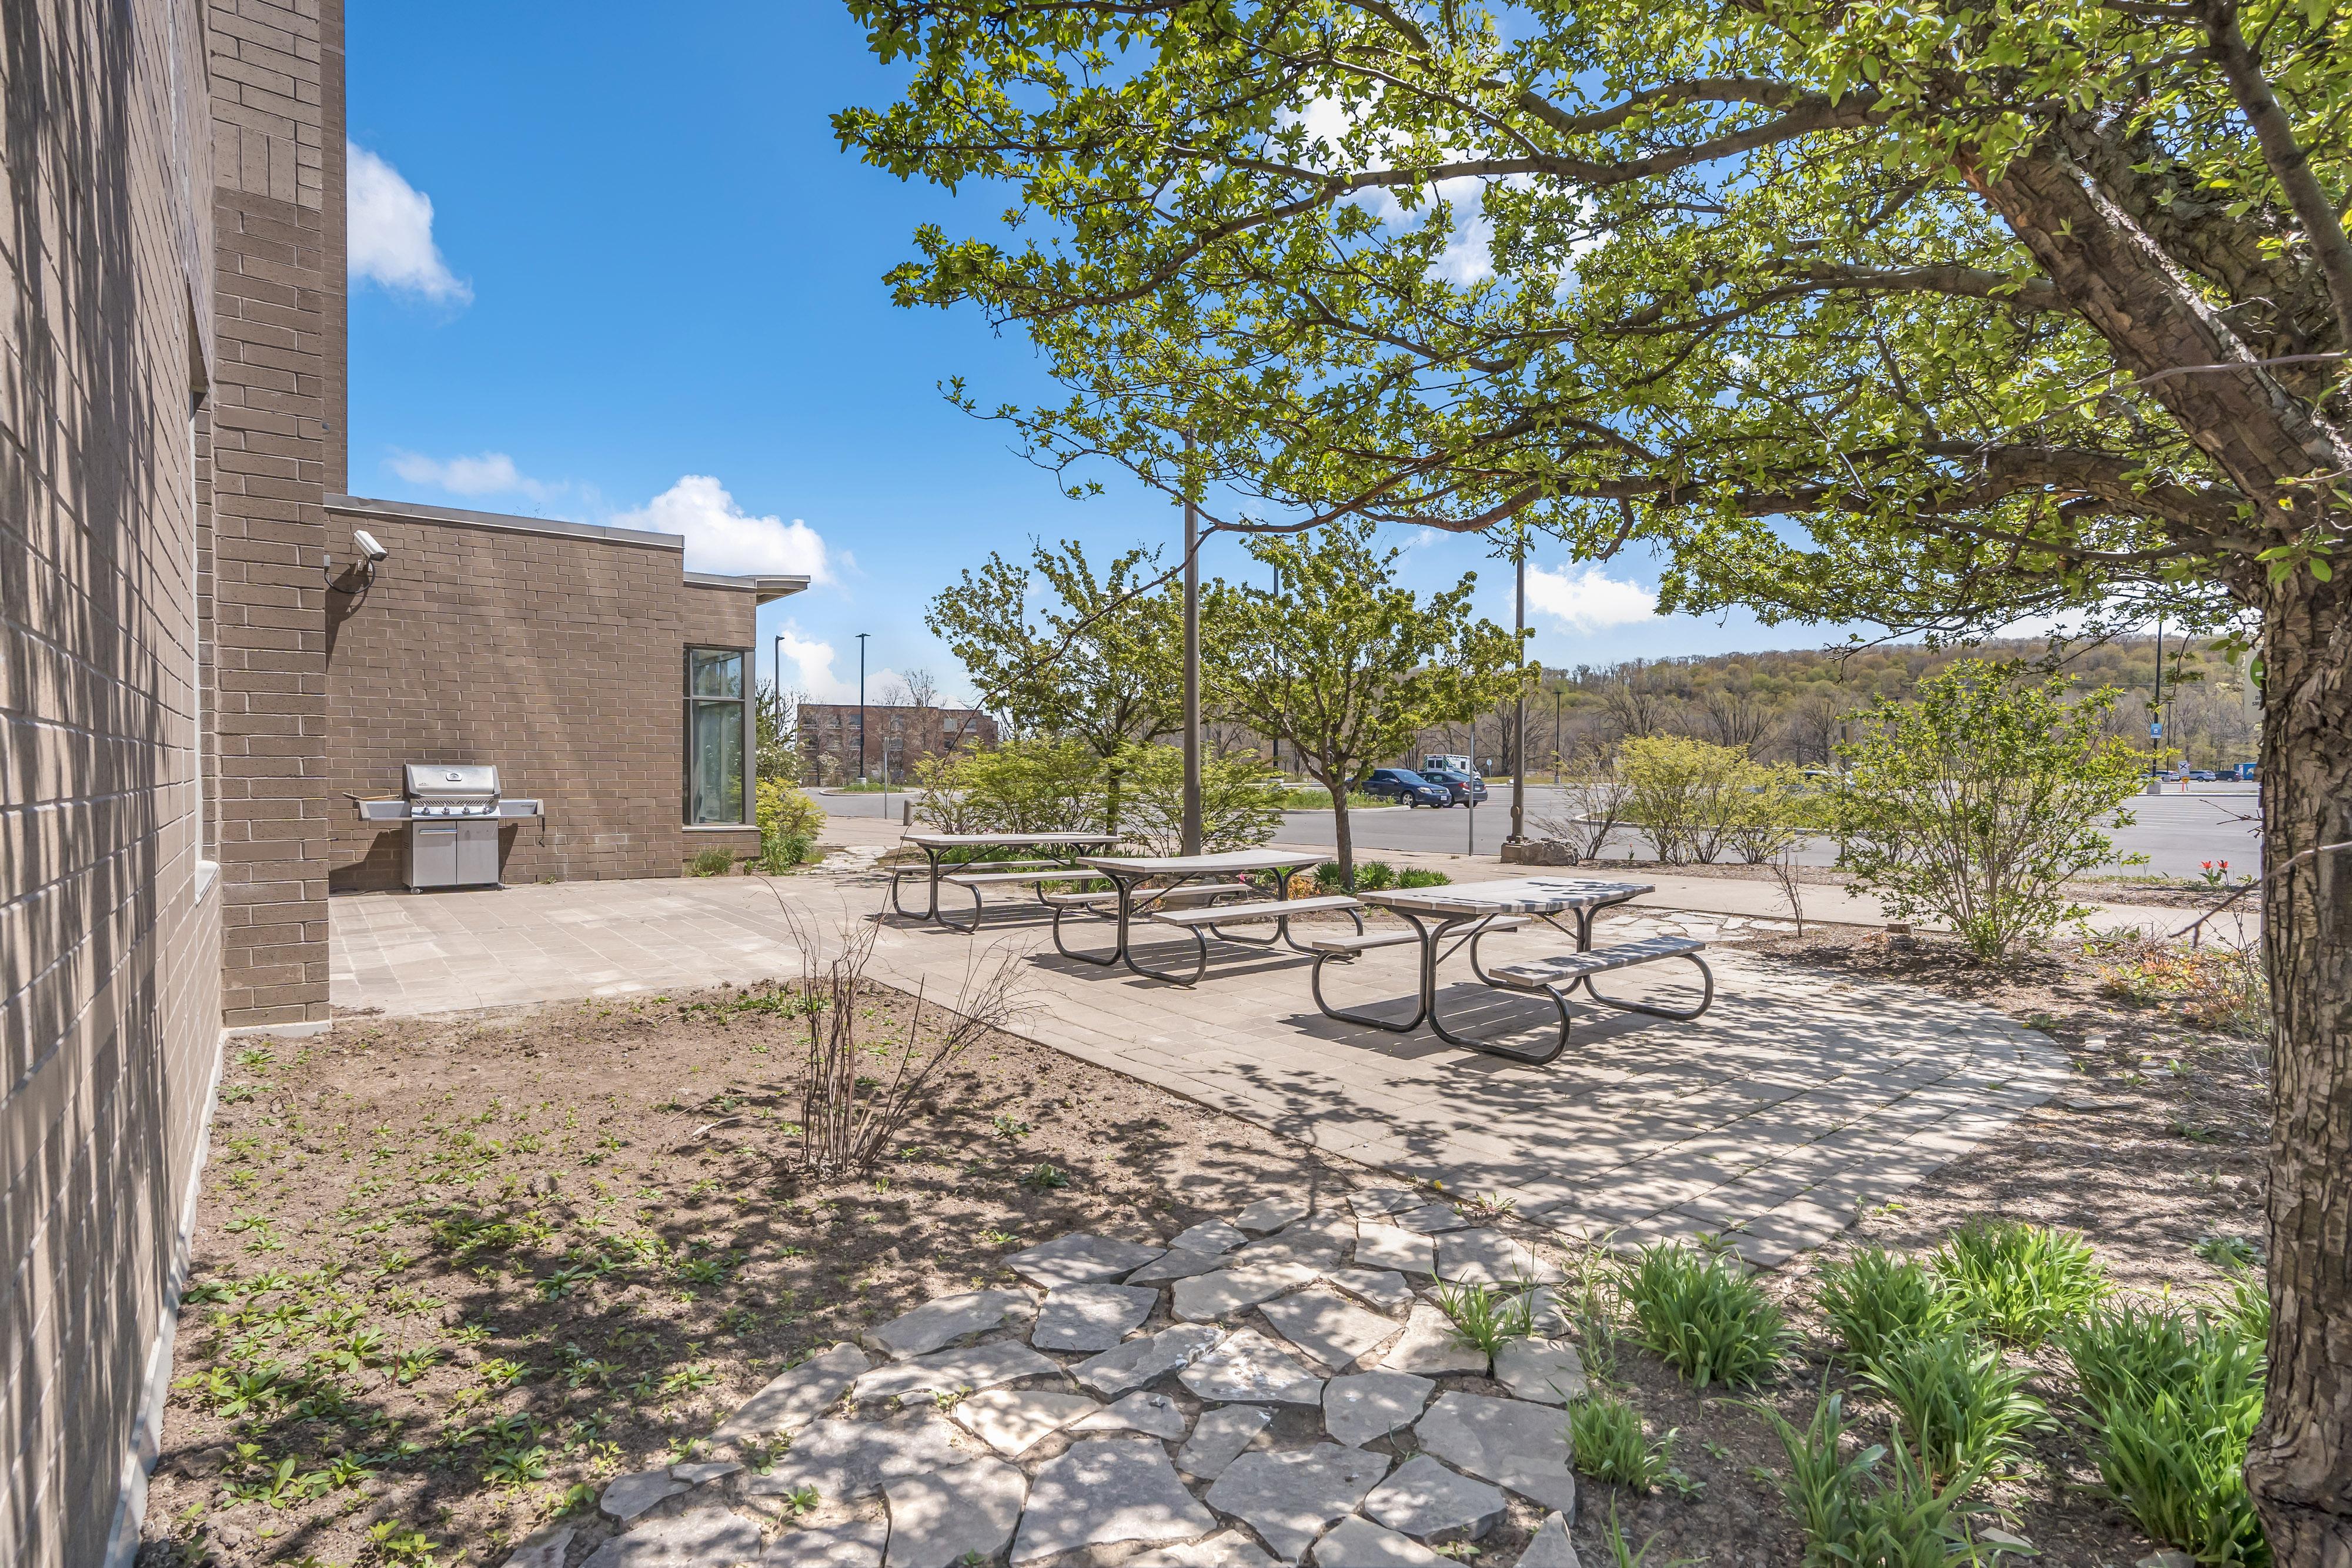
[[347, 3, 1852, 703]]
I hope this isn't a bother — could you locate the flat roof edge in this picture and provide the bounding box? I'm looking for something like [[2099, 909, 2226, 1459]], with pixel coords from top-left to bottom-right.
[[328, 493, 684, 551], [684, 571, 813, 603]]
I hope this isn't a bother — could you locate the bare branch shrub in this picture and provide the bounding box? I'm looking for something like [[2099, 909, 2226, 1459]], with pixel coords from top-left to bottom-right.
[[1532, 753, 1632, 862], [1768, 844, 1808, 937]]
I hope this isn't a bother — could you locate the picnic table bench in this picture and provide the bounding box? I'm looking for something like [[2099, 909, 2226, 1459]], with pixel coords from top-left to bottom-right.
[[1310, 877, 1712, 1065], [1053, 850, 1344, 985], [891, 832, 1117, 926]]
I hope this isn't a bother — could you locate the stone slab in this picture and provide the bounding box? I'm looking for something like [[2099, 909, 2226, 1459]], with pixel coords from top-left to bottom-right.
[[1074, 1322, 1222, 1397], [501, 1527, 573, 1568], [1176, 1402, 1272, 1480], [1205, 1445, 1392, 1562], [867, 1289, 1030, 1358], [1170, 1219, 1250, 1255], [1435, 1229, 1565, 1286], [1173, 1262, 1317, 1322], [1349, 1188, 1428, 1219], [1073, 1389, 1189, 1439], [1354, 1225, 1435, 1275], [1414, 1393, 1578, 1514], [1179, 1328, 1327, 1405], [1011, 1439, 1222, 1563], [886, 1455, 1025, 1568], [669, 1460, 741, 1486], [1323, 1371, 1435, 1450], [762, 1519, 887, 1567], [952, 1388, 1102, 1455], [1377, 1304, 1487, 1375], [599, 1469, 688, 1523], [1234, 1197, 1311, 1234], [713, 1342, 871, 1442], [1392, 1204, 1468, 1235], [1492, 1339, 1589, 1405], [853, 1339, 1061, 1403], [1259, 1285, 1404, 1375], [1128, 1248, 1235, 1285], [579, 1509, 763, 1568], [1129, 1529, 1282, 1567], [747, 1411, 973, 1500], [1034, 1282, 1158, 1352], [1323, 1268, 1415, 1313], [1518, 1513, 1584, 1568], [1364, 1453, 1509, 1543], [1312, 1515, 1448, 1566], [1007, 1232, 1167, 1288]]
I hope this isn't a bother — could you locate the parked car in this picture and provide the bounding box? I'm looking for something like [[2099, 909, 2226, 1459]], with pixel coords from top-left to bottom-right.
[[2190, 769, 2219, 783], [1359, 768, 1452, 807], [1419, 767, 1489, 806]]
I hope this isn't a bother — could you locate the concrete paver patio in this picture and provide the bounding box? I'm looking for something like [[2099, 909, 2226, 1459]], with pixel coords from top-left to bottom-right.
[[331, 860, 2067, 1267]]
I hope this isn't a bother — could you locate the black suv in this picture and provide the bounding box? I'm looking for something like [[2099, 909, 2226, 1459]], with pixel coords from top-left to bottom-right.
[[1418, 767, 1488, 805], [1358, 767, 1452, 807]]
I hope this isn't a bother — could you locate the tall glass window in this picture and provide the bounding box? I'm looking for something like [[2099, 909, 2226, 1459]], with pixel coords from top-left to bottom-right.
[[686, 647, 748, 825]]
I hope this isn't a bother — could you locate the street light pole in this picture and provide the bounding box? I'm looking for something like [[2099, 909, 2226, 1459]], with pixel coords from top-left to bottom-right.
[[857, 632, 870, 785], [1510, 530, 1527, 844], [1181, 431, 1202, 855]]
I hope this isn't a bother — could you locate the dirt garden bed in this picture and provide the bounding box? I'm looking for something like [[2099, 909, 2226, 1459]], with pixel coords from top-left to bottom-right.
[[141, 925, 2271, 1567]]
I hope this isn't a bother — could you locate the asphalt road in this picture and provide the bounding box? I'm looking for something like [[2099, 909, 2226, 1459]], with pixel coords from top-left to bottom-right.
[[814, 781, 2263, 879]]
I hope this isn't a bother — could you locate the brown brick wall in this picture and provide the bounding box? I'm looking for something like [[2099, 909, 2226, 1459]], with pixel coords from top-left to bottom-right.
[[1, 0, 225, 1560], [206, 0, 342, 1027], [797, 703, 999, 784], [324, 501, 766, 889]]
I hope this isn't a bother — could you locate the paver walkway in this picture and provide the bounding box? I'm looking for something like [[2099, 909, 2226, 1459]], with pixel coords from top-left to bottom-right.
[[332, 857, 2065, 1269]]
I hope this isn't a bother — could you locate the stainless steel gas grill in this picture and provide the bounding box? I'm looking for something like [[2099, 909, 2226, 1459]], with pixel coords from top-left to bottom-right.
[[352, 764, 543, 890]]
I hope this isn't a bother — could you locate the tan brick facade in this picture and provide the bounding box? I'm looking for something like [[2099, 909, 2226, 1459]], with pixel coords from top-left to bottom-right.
[[204, 0, 345, 1028], [324, 497, 796, 888], [2, 0, 225, 1560]]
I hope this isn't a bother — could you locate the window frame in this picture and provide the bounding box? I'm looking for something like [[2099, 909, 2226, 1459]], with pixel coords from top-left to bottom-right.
[[682, 644, 753, 827]]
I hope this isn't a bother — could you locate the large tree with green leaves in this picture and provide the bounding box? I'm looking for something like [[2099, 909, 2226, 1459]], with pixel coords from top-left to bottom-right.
[[842, 1, 2352, 1550], [1204, 520, 1528, 884], [927, 539, 1181, 827]]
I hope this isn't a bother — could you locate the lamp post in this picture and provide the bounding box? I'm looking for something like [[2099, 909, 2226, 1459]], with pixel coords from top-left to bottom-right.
[[1509, 528, 1526, 844], [1181, 432, 1202, 854], [773, 631, 786, 782], [857, 632, 870, 785]]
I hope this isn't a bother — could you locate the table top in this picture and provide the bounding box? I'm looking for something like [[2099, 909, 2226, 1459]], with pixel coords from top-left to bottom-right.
[[904, 831, 1117, 848], [1361, 876, 1654, 916], [1079, 848, 1327, 876]]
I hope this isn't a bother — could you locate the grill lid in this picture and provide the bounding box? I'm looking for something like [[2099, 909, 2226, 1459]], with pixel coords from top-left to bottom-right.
[[404, 763, 501, 802]]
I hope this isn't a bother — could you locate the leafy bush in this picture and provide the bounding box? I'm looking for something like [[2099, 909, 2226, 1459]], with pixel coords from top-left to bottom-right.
[[1620, 1243, 1789, 1388], [915, 738, 1105, 834], [1314, 861, 1346, 890], [1117, 742, 1285, 852], [1818, 1249, 1957, 1370], [686, 846, 734, 877], [1433, 1281, 1532, 1355], [1858, 1330, 2047, 1486], [2060, 1304, 2268, 1566], [2092, 932, 2270, 1037], [1354, 860, 1398, 891], [756, 778, 824, 871], [1763, 1392, 2012, 1568], [1829, 661, 2149, 957], [1932, 1221, 2107, 1347], [1569, 1391, 1679, 1492], [1619, 735, 1760, 864], [1398, 868, 1451, 888]]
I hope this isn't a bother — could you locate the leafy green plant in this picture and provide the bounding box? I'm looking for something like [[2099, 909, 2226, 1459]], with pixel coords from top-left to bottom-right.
[[1353, 860, 1398, 891], [1620, 1243, 1789, 1389], [1433, 1281, 1533, 1356], [1021, 1163, 1070, 1190], [1397, 867, 1452, 888], [367, 1520, 446, 1567], [1619, 735, 1789, 865], [1818, 1249, 1957, 1370], [1763, 1392, 2012, 1568], [2194, 1234, 2261, 1271], [1932, 1221, 2107, 1347], [1593, 1502, 1701, 1568], [2059, 1305, 2269, 1566], [686, 845, 735, 877], [1116, 741, 1286, 853], [1569, 1391, 1678, 1492], [1857, 1330, 2049, 1487]]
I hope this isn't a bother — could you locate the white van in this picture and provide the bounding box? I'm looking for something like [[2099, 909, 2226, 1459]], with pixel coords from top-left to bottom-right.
[[1422, 754, 1475, 777]]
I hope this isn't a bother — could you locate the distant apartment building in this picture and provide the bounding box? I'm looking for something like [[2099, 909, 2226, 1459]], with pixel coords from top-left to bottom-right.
[[797, 703, 999, 783]]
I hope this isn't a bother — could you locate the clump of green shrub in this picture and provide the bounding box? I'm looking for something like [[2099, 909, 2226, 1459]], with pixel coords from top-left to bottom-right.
[[1932, 1220, 2107, 1346], [1857, 1330, 2048, 1487], [1354, 860, 1398, 891], [1763, 1392, 2014, 1568], [2060, 1303, 2269, 1566], [1621, 1243, 1788, 1389], [1398, 868, 1451, 888], [1569, 1391, 1679, 1492], [686, 846, 734, 877], [1433, 1281, 1531, 1356], [1817, 1249, 1956, 1370]]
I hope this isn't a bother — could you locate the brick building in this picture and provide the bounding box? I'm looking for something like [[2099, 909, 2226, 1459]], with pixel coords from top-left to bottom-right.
[[2, 5, 799, 1559], [797, 702, 999, 784]]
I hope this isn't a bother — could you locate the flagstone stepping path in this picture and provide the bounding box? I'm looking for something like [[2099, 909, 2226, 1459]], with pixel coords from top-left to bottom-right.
[[562, 1202, 1593, 1567]]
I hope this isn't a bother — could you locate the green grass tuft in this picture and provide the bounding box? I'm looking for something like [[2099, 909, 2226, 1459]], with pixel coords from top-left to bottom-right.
[[1620, 1243, 1789, 1389], [1932, 1220, 2107, 1346], [1817, 1248, 1957, 1370], [1856, 1330, 2048, 1487], [1761, 1391, 2017, 1568], [1432, 1279, 1532, 1355], [1569, 1390, 1678, 1492]]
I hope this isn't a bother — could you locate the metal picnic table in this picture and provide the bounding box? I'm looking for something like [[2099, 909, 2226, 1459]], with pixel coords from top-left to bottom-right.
[[1311, 876, 1713, 1065], [891, 831, 1117, 925], [1055, 848, 1341, 984]]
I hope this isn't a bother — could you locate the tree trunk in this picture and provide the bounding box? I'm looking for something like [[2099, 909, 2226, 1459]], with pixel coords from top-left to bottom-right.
[[2248, 567, 2352, 1563], [1317, 760, 1356, 888]]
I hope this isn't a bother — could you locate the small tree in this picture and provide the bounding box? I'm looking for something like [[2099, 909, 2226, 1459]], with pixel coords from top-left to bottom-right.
[[1531, 743, 1632, 863], [1830, 663, 2147, 958], [1620, 736, 1765, 865], [1203, 520, 1528, 885], [754, 679, 801, 783], [914, 737, 1104, 834], [1114, 743, 1283, 855]]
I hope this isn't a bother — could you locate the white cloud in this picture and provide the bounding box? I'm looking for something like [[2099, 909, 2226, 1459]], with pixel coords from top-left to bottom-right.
[[386, 449, 557, 500], [770, 624, 900, 703], [349, 142, 471, 303], [1526, 562, 1659, 631], [614, 474, 833, 582]]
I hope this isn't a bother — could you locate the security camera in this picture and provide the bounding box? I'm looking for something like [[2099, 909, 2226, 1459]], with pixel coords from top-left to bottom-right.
[[353, 528, 389, 563]]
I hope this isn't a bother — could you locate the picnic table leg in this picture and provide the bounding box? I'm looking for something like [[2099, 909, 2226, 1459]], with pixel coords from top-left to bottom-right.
[[1051, 868, 1125, 967], [1309, 910, 1431, 1032], [1123, 872, 1211, 986], [1428, 913, 1573, 1066]]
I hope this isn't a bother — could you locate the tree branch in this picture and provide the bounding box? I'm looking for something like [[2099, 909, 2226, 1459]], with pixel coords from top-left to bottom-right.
[[2200, 0, 2352, 333]]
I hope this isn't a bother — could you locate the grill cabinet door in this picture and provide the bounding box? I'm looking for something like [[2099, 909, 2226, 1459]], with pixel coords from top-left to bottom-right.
[[409, 824, 459, 890], [455, 821, 501, 885]]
